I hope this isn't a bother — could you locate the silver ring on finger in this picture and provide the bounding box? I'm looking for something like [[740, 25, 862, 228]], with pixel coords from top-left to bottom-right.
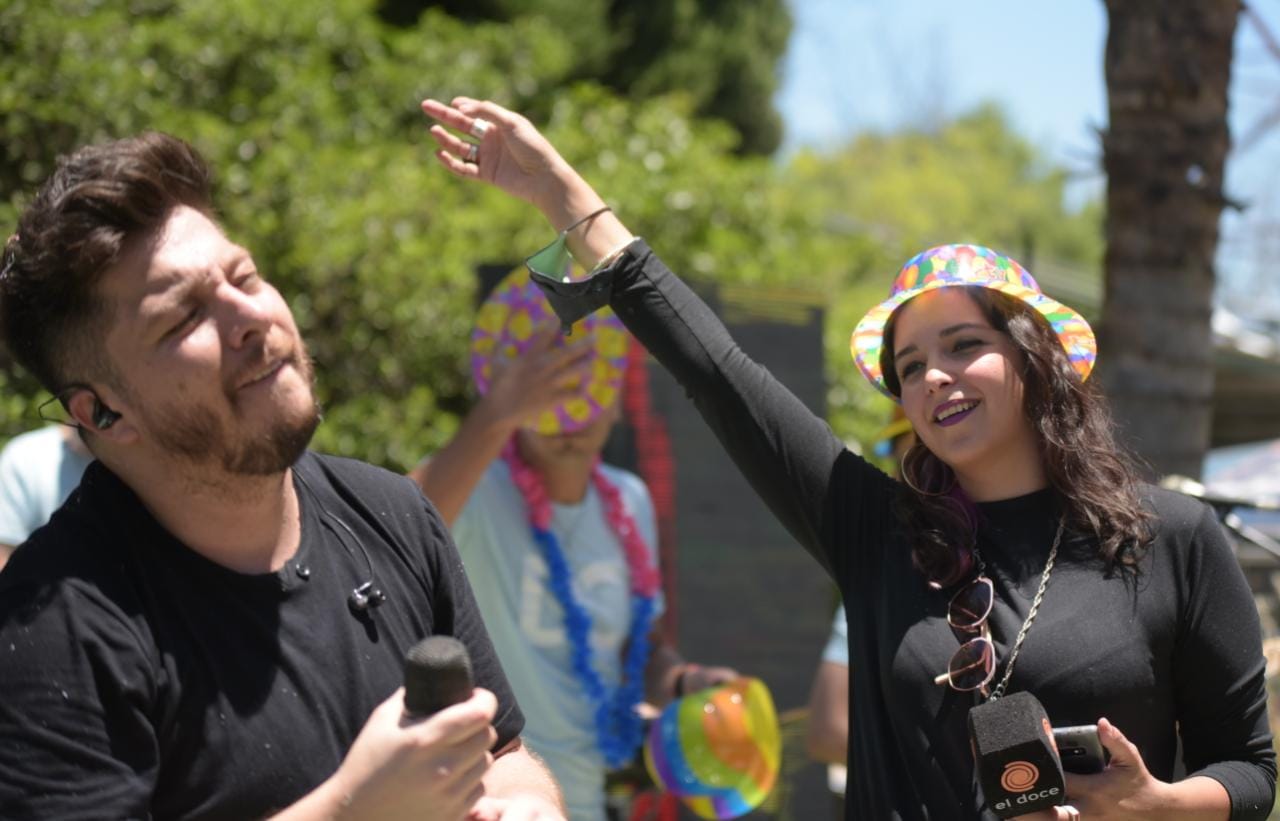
[[469, 118, 493, 139], [465, 142, 479, 163]]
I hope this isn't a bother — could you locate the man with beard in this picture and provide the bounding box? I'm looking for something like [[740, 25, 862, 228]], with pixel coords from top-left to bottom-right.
[[0, 133, 565, 821]]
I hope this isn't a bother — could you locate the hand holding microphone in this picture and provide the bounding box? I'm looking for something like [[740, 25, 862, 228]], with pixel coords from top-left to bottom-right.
[[327, 636, 497, 821], [974, 697, 1176, 820]]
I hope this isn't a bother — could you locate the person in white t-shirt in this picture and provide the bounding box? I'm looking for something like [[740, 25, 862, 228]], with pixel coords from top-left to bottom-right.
[[412, 269, 736, 821], [0, 424, 95, 568]]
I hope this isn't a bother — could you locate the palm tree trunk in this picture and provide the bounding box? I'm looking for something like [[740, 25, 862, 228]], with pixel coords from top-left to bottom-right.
[[1100, 0, 1239, 479]]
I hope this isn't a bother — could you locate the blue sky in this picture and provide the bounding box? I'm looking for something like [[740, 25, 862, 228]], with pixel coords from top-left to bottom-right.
[[777, 0, 1106, 167], [774, 0, 1280, 319]]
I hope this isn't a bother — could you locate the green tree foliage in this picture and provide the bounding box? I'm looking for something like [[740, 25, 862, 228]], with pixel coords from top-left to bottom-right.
[[0, 0, 1099, 474], [789, 105, 1102, 267], [375, 0, 791, 154], [594, 0, 792, 155]]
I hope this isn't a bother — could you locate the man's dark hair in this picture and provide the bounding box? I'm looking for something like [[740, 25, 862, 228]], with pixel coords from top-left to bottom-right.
[[0, 132, 213, 394]]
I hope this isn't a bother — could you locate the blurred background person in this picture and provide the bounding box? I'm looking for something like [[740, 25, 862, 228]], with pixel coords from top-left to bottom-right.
[[412, 267, 737, 821], [0, 423, 93, 568]]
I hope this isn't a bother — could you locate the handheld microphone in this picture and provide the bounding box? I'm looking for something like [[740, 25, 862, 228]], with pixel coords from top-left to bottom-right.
[[403, 635, 474, 718], [968, 691, 1065, 818]]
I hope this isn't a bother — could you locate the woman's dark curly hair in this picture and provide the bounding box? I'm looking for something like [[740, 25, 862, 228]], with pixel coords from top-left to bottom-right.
[[879, 286, 1152, 586]]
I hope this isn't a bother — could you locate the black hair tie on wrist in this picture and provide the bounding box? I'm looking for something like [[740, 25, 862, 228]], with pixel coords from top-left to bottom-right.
[[673, 663, 701, 698]]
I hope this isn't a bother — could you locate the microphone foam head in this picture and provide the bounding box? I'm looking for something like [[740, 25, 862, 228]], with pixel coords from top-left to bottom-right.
[[967, 692, 1064, 818], [403, 635, 473, 718]]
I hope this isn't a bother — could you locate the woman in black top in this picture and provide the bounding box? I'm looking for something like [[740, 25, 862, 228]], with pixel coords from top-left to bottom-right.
[[421, 97, 1276, 820]]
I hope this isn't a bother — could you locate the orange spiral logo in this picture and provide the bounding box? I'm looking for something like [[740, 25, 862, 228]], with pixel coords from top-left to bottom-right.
[[1000, 761, 1040, 792]]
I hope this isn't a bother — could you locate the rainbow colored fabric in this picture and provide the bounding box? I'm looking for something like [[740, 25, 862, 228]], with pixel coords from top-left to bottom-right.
[[644, 677, 780, 819], [470, 267, 629, 434], [851, 244, 1096, 399]]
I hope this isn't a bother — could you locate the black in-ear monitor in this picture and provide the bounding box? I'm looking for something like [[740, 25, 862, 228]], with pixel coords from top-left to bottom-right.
[[93, 399, 121, 430]]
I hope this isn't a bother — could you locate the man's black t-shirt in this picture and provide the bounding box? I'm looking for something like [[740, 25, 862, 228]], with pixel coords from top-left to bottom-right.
[[0, 451, 523, 820]]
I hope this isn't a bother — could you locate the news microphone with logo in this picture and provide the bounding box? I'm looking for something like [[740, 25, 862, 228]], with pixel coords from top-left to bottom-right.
[[968, 691, 1066, 818], [403, 635, 474, 718]]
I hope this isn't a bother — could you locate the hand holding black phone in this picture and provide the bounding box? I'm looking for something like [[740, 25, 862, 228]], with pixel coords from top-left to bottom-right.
[[1053, 724, 1109, 774]]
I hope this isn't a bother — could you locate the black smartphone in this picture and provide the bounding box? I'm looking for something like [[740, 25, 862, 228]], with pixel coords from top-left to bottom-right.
[[1053, 724, 1109, 774]]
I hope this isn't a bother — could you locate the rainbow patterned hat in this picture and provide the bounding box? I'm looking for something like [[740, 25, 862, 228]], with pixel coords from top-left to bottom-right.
[[851, 244, 1096, 399], [470, 267, 629, 434], [643, 677, 781, 819]]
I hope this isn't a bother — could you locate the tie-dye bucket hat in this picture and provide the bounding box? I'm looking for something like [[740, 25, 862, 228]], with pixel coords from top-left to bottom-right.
[[471, 267, 629, 434], [851, 244, 1096, 400]]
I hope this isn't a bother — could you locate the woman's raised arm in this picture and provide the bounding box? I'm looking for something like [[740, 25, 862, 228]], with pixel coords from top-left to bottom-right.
[[421, 97, 895, 577]]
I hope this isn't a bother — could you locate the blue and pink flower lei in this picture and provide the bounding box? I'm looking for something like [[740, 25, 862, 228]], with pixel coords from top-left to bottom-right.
[[504, 441, 661, 768]]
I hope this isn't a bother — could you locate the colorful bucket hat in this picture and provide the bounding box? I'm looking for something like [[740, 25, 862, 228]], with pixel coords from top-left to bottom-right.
[[470, 267, 629, 434], [851, 244, 1096, 399], [643, 677, 781, 819]]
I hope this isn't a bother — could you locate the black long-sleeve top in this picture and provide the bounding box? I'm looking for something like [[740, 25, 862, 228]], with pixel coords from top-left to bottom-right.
[[577, 240, 1275, 819]]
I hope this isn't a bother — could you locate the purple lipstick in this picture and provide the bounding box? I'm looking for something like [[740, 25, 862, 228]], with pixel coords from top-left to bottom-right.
[[934, 399, 979, 427]]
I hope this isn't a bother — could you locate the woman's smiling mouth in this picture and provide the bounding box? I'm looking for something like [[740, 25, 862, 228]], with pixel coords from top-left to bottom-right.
[[934, 399, 979, 426]]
